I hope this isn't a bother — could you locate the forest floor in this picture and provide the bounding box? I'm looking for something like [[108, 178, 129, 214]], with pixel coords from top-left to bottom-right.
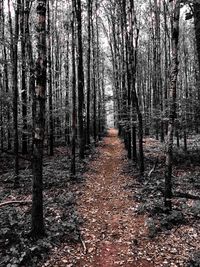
[[0, 129, 200, 266], [41, 129, 200, 267]]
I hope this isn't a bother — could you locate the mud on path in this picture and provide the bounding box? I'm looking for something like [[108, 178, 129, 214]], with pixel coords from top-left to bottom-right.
[[42, 128, 152, 267]]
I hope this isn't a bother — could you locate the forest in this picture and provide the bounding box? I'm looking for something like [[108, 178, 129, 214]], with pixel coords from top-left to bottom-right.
[[0, 0, 200, 266]]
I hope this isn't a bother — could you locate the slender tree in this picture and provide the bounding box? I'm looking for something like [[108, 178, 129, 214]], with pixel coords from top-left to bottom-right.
[[13, 0, 20, 186], [75, 0, 85, 158], [47, 0, 54, 156], [71, 0, 77, 175], [164, 0, 180, 211], [21, 0, 28, 154], [86, 0, 92, 145]]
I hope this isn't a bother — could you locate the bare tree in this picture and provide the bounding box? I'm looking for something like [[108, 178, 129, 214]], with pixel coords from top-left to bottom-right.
[[164, 0, 180, 211], [31, 0, 47, 237]]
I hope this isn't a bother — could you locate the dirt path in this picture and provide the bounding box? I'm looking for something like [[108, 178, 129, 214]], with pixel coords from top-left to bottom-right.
[[75, 129, 152, 267], [43, 128, 153, 267]]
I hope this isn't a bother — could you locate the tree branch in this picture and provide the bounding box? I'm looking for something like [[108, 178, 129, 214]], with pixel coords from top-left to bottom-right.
[[0, 200, 32, 208], [173, 191, 200, 200]]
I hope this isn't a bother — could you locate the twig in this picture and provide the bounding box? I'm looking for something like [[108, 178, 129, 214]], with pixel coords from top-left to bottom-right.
[[0, 200, 32, 208], [0, 149, 31, 162], [79, 235, 87, 254], [143, 158, 159, 186], [173, 191, 200, 200], [148, 157, 158, 178]]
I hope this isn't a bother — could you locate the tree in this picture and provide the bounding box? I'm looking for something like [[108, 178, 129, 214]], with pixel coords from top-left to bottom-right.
[[193, 1, 200, 133], [47, 0, 54, 156], [164, 0, 180, 211], [13, 0, 20, 186], [194, 1, 200, 73], [71, 0, 77, 175], [86, 0, 92, 145], [75, 0, 85, 159], [31, 0, 47, 237], [21, 0, 28, 155]]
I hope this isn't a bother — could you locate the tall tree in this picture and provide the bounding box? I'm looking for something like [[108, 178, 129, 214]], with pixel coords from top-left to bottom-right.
[[1, 0, 11, 150], [164, 0, 180, 211], [31, 0, 47, 237], [75, 0, 85, 158], [21, 0, 28, 154], [71, 0, 77, 175], [47, 0, 54, 156], [130, 0, 144, 175], [86, 0, 92, 145], [13, 0, 20, 186], [194, 1, 200, 133], [194, 2, 200, 73]]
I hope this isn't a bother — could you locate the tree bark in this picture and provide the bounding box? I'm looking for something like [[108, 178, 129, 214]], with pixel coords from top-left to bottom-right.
[[31, 0, 47, 237], [47, 0, 54, 156], [164, 0, 180, 211], [21, 0, 28, 155], [86, 0, 92, 145], [13, 0, 20, 186], [75, 0, 85, 158], [71, 0, 77, 175]]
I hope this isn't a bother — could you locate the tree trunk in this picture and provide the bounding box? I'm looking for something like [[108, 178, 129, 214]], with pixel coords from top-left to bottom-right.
[[25, 0, 35, 154], [71, 0, 77, 175], [164, 0, 180, 211], [86, 0, 92, 145], [31, 0, 47, 237], [1, 0, 11, 150], [47, 0, 54, 156], [75, 0, 85, 158], [193, 3, 200, 134], [92, 18, 97, 142], [194, 3, 200, 73], [12, 0, 20, 186], [21, 0, 28, 155], [65, 33, 70, 146], [130, 1, 144, 175]]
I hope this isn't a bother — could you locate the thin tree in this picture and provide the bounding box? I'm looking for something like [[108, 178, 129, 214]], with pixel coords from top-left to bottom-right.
[[1, 0, 11, 150], [86, 0, 92, 145], [71, 0, 77, 175], [75, 0, 85, 158], [164, 0, 180, 211], [47, 0, 54, 156], [21, 0, 28, 154], [130, 0, 144, 175], [13, 0, 20, 186]]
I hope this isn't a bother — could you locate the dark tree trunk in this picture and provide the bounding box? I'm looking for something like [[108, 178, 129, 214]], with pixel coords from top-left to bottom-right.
[[47, 0, 54, 156], [96, 0, 101, 140], [92, 18, 97, 142], [194, 3, 200, 133], [25, 0, 35, 154], [20, 0, 28, 155], [164, 0, 180, 211], [130, 1, 144, 175], [12, 0, 20, 186], [1, 0, 11, 150], [124, 0, 132, 159], [71, 0, 76, 175], [65, 35, 70, 146], [75, 0, 85, 158], [86, 0, 92, 145], [31, 0, 47, 237], [194, 3, 200, 73]]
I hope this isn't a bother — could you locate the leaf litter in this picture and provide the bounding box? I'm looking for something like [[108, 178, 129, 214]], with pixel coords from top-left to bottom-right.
[[0, 129, 200, 266]]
